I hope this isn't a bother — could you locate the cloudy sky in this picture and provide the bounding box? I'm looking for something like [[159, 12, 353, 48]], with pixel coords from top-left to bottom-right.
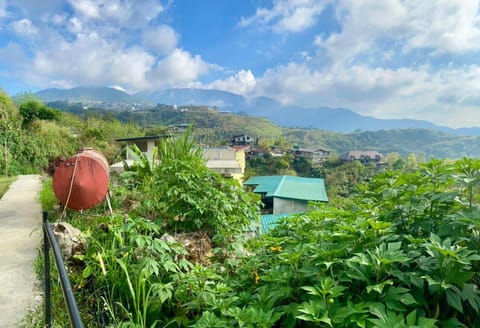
[[1, 0, 480, 127]]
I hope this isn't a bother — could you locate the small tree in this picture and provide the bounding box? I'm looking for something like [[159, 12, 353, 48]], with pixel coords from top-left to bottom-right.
[[19, 100, 60, 128]]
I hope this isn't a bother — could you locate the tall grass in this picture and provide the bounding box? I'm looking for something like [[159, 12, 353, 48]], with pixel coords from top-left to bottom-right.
[[0, 175, 16, 198], [39, 177, 58, 211]]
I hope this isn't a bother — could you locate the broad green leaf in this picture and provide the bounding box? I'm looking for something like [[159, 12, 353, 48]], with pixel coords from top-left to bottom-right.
[[367, 280, 394, 294], [446, 288, 463, 313]]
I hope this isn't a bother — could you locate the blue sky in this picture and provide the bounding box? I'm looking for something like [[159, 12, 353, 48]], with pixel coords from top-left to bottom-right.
[[1, 1, 480, 127]]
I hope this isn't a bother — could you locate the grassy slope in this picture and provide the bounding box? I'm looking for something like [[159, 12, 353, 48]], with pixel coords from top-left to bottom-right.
[[0, 176, 16, 199]]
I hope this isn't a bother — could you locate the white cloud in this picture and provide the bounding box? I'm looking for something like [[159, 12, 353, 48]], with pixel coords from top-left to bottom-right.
[[0, 1, 215, 93], [251, 60, 480, 127], [314, 0, 408, 65], [51, 13, 67, 25], [239, 0, 330, 33], [147, 49, 212, 89], [0, 0, 7, 17], [11, 18, 38, 35], [30, 33, 155, 91], [67, 0, 163, 27], [109, 84, 129, 93], [315, 0, 480, 66], [206, 70, 257, 96], [68, 0, 100, 19], [68, 17, 83, 33], [142, 25, 178, 55], [122, 0, 164, 26], [403, 0, 480, 54]]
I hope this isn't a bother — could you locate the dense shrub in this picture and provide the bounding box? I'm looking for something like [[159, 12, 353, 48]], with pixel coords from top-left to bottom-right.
[[120, 130, 260, 242], [0, 92, 145, 174], [19, 100, 60, 128]]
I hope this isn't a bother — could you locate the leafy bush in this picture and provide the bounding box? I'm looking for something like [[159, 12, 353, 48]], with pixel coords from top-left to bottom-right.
[[19, 100, 60, 128], [0, 89, 18, 120], [122, 130, 260, 242]]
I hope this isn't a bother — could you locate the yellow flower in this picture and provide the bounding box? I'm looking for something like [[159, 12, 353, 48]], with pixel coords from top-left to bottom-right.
[[253, 271, 260, 284], [269, 245, 282, 252]]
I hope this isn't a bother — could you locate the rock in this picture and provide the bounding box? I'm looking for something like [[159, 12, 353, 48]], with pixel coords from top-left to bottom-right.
[[51, 222, 85, 261]]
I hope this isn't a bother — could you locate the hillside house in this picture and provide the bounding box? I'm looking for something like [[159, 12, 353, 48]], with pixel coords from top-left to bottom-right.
[[293, 147, 331, 165], [202, 146, 246, 182], [246, 148, 268, 159], [244, 175, 328, 215], [110, 135, 167, 172], [167, 123, 190, 134], [231, 134, 258, 146], [340, 150, 383, 164]]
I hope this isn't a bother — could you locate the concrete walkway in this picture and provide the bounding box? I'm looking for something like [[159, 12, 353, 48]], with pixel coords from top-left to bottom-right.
[[0, 175, 43, 328]]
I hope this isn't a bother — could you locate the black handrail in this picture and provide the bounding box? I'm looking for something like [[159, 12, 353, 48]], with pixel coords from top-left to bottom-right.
[[43, 211, 84, 328]]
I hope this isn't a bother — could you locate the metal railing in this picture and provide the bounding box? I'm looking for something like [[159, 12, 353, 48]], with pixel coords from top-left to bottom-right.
[[43, 211, 84, 328]]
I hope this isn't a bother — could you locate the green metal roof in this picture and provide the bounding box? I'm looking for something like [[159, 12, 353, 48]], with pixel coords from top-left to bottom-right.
[[245, 175, 328, 202], [260, 214, 292, 233], [244, 176, 284, 193]]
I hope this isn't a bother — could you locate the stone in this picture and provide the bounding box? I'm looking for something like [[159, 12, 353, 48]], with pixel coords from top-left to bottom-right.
[[51, 222, 85, 261]]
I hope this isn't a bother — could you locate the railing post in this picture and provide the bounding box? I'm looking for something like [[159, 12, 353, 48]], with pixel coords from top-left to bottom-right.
[[43, 211, 52, 328], [43, 211, 84, 328]]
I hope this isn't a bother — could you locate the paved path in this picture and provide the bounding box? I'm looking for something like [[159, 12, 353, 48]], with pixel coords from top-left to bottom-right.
[[0, 175, 43, 328]]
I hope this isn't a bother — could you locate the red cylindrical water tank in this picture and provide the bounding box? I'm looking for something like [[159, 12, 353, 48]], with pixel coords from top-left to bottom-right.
[[53, 148, 109, 210]]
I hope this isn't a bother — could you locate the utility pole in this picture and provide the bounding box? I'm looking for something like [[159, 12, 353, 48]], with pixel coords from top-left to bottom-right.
[[4, 139, 7, 176]]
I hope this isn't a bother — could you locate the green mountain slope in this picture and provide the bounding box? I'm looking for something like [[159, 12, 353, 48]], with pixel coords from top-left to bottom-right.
[[37, 86, 138, 103], [48, 101, 480, 159], [285, 128, 480, 158]]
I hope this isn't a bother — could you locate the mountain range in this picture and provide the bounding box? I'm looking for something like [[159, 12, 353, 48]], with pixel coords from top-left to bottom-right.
[[34, 86, 480, 135]]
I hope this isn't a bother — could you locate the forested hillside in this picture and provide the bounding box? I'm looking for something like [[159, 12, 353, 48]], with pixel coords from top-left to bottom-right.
[[48, 100, 480, 159], [0, 90, 143, 175]]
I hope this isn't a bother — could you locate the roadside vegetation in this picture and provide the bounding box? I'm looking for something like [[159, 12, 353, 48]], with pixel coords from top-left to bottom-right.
[[4, 90, 480, 326], [0, 176, 16, 198], [1, 90, 143, 176], [34, 150, 480, 327]]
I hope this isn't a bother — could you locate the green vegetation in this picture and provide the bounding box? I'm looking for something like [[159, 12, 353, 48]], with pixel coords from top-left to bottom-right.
[[39, 178, 57, 211], [0, 91, 143, 175], [29, 131, 261, 327], [32, 154, 480, 327], [0, 176, 16, 198], [120, 130, 260, 242], [49, 101, 480, 159], [4, 90, 480, 327], [19, 100, 61, 128]]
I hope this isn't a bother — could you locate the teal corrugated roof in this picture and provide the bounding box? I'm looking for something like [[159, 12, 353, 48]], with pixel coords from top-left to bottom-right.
[[244, 176, 284, 193], [245, 175, 328, 202], [261, 214, 292, 233]]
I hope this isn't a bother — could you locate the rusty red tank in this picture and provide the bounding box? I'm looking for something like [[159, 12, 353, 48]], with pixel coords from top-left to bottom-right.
[[53, 148, 109, 210]]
